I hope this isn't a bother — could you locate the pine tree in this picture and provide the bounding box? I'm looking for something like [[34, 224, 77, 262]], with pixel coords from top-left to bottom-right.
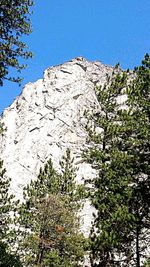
[[17, 149, 86, 267], [0, 160, 21, 266], [85, 55, 150, 267], [121, 53, 150, 267], [0, 0, 34, 86], [84, 70, 136, 266]]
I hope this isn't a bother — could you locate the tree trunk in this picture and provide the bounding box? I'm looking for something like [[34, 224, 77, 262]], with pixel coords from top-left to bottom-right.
[[36, 230, 44, 266]]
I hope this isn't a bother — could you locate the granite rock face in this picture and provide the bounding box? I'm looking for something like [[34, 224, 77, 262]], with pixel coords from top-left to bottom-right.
[[0, 57, 113, 236]]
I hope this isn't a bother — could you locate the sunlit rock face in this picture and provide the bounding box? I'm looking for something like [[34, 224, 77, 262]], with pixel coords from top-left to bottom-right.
[[0, 57, 113, 237]]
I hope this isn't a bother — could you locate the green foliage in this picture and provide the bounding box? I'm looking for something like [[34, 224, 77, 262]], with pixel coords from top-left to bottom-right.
[[144, 258, 150, 267], [123, 53, 150, 267], [0, 160, 14, 241], [84, 56, 150, 266], [0, 0, 34, 86], [0, 160, 21, 266], [17, 149, 86, 266], [0, 242, 22, 267], [86, 70, 135, 266]]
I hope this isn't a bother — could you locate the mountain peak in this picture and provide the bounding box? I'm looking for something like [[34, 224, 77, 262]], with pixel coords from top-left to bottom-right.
[[0, 58, 113, 236]]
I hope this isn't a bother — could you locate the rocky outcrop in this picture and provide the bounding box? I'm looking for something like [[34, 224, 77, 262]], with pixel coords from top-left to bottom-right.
[[0, 57, 113, 235]]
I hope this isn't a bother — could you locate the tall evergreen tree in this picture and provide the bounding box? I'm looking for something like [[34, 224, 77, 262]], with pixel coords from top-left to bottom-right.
[[84, 70, 135, 266], [17, 149, 86, 267], [0, 0, 34, 85], [85, 55, 150, 267], [121, 53, 150, 267], [0, 160, 12, 242], [0, 160, 21, 266]]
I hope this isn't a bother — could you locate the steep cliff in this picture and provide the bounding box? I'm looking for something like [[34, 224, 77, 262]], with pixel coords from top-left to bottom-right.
[[0, 57, 113, 235]]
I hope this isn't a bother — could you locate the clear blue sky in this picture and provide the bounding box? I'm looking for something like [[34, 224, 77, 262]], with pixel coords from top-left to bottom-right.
[[0, 0, 150, 113]]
